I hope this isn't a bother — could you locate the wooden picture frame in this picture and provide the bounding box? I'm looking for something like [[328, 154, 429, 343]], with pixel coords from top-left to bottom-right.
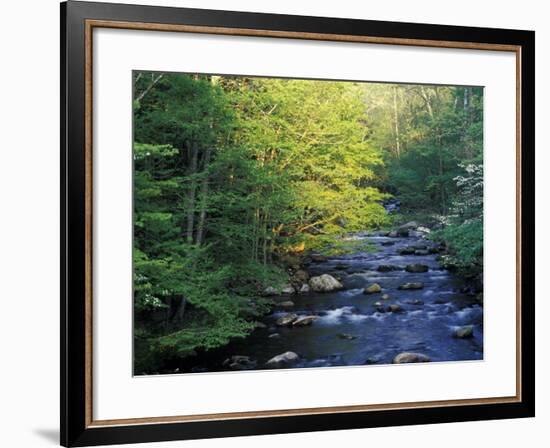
[[61, 1, 535, 446]]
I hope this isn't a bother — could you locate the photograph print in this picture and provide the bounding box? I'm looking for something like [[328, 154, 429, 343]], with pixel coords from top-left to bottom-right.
[[133, 71, 484, 375]]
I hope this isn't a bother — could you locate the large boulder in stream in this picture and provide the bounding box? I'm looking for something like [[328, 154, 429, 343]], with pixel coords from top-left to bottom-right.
[[363, 283, 382, 294], [276, 313, 298, 327], [265, 351, 300, 368], [398, 282, 424, 290], [393, 352, 431, 364], [309, 274, 343, 292], [405, 264, 429, 273]]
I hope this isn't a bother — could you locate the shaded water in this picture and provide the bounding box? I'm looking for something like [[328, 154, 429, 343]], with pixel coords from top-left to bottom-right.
[[177, 232, 483, 373]]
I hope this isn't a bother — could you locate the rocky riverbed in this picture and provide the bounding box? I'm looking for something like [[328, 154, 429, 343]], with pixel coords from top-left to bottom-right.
[[174, 224, 483, 373]]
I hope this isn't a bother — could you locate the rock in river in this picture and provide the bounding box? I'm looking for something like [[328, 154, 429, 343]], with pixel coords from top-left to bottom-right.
[[222, 355, 257, 370], [278, 300, 295, 309], [281, 284, 295, 295], [338, 333, 357, 340], [393, 352, 431, 364], [387, 304, 403, 313], [396, 228, 410, 237], [411, 244, 428, 250], [381, 294, 391, 300], [405, 264, 429, 273], [398, 247, 416, 255], [363, 283, 382, 294], [364, 356, 381, 365], [265, 351, 300, 368], [311, 254, 328, 262], [309, 274, 343, 292], [398, 282, 424, 290], [292, 315, 318, 327], [399, 221, 419, 230], [454, 325, 474, 339], [334, 263, 351, 270], [377, 264, 401, 272], [414, 249, 430, 256], [276, 313, 298, 327], [298, 283, 310, 294]]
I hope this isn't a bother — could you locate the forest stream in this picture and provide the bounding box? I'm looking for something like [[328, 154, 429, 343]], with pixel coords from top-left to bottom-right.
[[173, 228, 484, 373], [133, 73, 485, 375]]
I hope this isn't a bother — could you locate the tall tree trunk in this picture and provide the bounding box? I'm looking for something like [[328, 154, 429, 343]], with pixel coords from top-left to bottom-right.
[[462, 87, 473, 158], [196, 147, 212, 246], [439, 149, 445, 212], [186, 142, 199, 244], [250, 206, 258, 262], [419, 86, 434, 119], [437, 131, 446, 213], [392, 86, 401, 158], [134, 73, 163, 103], [262, 211, 269, 266], [170, 296, 186, 325]]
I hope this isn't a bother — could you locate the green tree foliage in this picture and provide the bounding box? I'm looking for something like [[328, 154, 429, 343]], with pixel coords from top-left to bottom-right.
[[364, 84, 483, 213], [434, 164, 483, 277], [133, 72, 484, 373], [133, 73, 390, 373], [363, 84, 483, 276], [227, 78, 389, 254]]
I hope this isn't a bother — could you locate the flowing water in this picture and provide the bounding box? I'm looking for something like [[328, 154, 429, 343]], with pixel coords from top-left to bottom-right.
[[177, 231, 483, 373]]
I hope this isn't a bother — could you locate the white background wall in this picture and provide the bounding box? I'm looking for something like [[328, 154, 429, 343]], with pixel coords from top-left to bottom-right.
[[0, 0, 545, 447]]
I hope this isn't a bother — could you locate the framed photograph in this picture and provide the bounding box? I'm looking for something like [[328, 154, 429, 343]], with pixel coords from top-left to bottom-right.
[[61, 1, 534, 446]]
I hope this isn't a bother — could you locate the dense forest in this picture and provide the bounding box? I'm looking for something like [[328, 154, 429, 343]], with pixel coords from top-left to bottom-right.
[[133, 72, 483, 374]]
